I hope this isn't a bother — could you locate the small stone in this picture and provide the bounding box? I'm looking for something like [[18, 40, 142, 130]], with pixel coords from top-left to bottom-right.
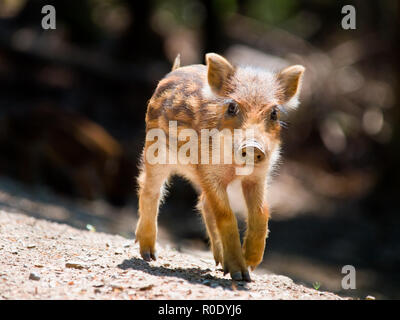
[[29, 272, 41, 281], [65, 261, 89, 270], [111, 284, 124, 291], [139, 284, 154, 291], [26, 244, 36, 249], [93, 282, 104, 288], [114, 249, 123, 255], [365, 295, 376, 300]]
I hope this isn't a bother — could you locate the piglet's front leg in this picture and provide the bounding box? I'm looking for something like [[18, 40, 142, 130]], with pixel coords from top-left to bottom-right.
[[241, 179, 269, 270], [203, 187, 251, 282]]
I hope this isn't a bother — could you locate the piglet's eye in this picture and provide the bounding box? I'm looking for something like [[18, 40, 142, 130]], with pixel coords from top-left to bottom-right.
[[227, 101, 239, 116], [270, 108, 278, 121]]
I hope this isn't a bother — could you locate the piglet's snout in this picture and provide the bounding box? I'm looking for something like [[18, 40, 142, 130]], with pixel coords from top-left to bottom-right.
[[238, 140, 265, 164]]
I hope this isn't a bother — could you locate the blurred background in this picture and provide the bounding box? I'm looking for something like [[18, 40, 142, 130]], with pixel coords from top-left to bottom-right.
[[0, 0, 399, 299]]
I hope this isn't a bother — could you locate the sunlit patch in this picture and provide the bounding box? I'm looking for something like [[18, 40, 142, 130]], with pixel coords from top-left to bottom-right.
[[320, 118, 346, 154], [362, 108, 383, 136]]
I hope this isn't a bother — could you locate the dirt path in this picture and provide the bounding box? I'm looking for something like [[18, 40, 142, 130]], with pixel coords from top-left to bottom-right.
[[0, 210, 345, 300]]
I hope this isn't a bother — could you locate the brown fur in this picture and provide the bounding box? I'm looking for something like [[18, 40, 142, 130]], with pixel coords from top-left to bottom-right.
[[136, 53, 305, 281]]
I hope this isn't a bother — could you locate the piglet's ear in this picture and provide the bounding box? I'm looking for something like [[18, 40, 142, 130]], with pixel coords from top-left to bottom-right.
[[206, 53, 234, 95], [277, 65, 305, 108]]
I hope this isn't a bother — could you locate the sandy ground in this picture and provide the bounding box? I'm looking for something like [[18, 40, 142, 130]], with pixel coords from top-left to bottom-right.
[[0, 210, 345, 300]]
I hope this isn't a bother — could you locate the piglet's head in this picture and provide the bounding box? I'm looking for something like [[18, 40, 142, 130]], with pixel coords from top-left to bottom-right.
[[205, 53, 305, 169]]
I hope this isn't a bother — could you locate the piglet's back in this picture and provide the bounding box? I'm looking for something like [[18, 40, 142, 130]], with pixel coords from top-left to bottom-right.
[[145, 65, 208, 132]]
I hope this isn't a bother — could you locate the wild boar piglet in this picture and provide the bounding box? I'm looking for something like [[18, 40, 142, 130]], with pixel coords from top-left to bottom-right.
[[135, 53, 305, 282]]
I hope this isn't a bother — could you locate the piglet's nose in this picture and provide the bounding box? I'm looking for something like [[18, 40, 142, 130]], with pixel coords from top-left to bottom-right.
[[239, 140, 265, 164]]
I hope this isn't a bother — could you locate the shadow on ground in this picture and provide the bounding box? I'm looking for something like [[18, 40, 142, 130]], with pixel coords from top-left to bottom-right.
[[117, 257, 249, 292]]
